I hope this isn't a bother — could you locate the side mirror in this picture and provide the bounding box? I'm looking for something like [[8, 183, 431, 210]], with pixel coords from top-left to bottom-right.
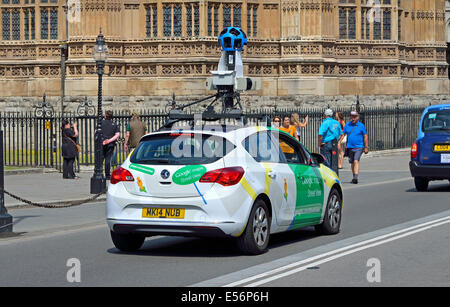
[[311, 153, 326, 166]]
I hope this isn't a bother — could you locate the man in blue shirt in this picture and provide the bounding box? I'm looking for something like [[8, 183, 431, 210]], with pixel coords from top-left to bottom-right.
[[343, 111, 369, 184], [318, 109, 342, 172]]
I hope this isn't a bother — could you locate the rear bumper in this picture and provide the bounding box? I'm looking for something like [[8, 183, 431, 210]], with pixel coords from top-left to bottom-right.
[[409, 161, 450, 180], [108, 219, 230, 238], [106, 180, 253, 237]]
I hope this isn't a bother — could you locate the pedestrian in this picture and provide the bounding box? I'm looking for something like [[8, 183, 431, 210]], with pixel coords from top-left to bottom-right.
[[272, 115, 282, 128], [291, 113, 309, 142], [125, 111, 147, 153], [336, 112, 346, 169], [277, 115, 299, 160], [279, 115, 299, 140], [61, 120, 80, 180], [342, 111, 369, 184], [101, 110, 120, 180], [318, 109, 343, 172]]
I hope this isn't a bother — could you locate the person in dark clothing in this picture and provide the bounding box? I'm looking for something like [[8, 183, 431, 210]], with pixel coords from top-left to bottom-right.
[[61, 120, 80, 180], [101, 110, 120, 180]]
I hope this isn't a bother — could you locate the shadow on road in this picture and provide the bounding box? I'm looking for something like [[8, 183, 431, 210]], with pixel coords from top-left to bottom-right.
[[106, 227, 320, 257], [12, 215, 40, 227], [107, 236, 241, 257], [406, 182, 450, 193]]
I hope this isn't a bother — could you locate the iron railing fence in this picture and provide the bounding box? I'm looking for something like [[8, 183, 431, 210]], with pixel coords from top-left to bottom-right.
[[0, 105, 425, 171]]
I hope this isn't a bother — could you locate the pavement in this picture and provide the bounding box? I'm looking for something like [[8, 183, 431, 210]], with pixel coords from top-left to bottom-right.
[[3, 168, 106, 209], [2, 148, 409, 210]]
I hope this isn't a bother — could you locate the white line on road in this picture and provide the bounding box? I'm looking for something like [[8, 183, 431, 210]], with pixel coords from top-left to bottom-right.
[[190, 210, 450, 287], [0, 221, 106, 245], [242, 218, 450, 287], [225, 215, 450, 287], [342, 177, 412, 190]]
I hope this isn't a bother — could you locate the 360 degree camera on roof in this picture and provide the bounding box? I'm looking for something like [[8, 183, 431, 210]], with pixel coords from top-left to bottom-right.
[[218, 27, 248, 52]]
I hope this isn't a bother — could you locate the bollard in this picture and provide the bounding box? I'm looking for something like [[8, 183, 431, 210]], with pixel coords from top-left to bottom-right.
[[0, 130, 13, 233]]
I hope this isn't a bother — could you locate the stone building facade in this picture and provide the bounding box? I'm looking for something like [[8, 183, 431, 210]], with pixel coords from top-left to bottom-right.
[[0, 0, 448, 111]]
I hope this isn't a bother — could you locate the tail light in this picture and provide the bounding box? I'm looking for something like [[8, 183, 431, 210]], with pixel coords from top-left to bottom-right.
[[199, 167, 245, 186], [411, 142, 418, 159], [110, 167, 135, 184]]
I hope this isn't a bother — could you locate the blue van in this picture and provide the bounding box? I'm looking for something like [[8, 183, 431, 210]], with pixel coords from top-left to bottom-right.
[[409, 104, 450, 191]]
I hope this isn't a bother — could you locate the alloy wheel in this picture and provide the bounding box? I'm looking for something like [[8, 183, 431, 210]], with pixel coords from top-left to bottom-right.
[[253, 207, 268, 247], [327, 194, 341, 230]]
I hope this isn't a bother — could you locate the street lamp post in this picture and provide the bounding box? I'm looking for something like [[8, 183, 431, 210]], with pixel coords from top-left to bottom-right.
[[60, 0, 69, 116], [90, 30, 109, 194]]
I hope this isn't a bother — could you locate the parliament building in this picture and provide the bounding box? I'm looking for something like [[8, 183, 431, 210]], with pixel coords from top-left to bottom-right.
[[0, 0, 449, 111]]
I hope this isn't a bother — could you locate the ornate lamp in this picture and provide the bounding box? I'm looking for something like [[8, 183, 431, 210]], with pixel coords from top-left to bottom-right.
[[90, 30, 109, 194]]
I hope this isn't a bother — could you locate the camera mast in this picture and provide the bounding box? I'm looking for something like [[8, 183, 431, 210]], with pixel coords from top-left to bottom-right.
[[161, 27, 269, 130]]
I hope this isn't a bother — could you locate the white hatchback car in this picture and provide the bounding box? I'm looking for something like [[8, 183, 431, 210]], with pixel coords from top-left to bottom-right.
[[106, 126, 343, 255]]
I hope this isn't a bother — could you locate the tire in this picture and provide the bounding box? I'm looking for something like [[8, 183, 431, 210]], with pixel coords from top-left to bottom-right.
[[315, 189, 342, 235], [236, 199, 271, 255], [414, 177, 429, 192], [110, 231, 145, 252]]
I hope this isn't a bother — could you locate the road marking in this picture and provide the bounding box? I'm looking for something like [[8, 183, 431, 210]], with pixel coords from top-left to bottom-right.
[[243, 218, 450, 287], [0, 221, 106, 245], [190, 210, 450, 287], [342, 177, 412, 190]]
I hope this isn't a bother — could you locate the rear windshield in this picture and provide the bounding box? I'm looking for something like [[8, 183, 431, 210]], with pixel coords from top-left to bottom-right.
[[422, 109, 450, 133], [130, 133, 235, 165]]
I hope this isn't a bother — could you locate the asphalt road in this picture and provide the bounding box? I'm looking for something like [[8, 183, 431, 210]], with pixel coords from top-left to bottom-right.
[[1, 152, 449, 287]]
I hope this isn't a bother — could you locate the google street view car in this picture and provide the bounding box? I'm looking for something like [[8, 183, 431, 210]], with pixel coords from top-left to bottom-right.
[[106, 28, 343, 255], [106, 127, 343, 255], [410, 104, 450, 191]]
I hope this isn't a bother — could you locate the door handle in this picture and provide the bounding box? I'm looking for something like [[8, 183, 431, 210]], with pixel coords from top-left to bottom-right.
[[268, 171, 277, 179]]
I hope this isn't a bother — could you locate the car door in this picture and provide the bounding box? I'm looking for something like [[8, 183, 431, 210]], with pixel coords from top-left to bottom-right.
[[276, 134, 325, 227], [243, 131, 297, 227]]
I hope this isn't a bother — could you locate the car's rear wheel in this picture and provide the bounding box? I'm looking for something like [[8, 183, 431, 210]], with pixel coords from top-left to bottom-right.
[[414, 177, 429, 192], [110, 231, 145, 252], [315, 189, 342, 235], [236, 199, 271, 255]]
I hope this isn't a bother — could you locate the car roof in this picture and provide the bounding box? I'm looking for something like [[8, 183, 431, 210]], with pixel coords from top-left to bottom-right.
[[424, 104, 450, 113]]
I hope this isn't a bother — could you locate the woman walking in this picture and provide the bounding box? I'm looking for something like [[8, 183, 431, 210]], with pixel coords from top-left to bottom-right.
[[61, 120, 80, 180]]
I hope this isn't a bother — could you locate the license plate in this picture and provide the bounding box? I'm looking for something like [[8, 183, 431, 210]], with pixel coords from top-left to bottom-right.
[[441, 154, 450, 164], [142, 208, 185, 219], [435, 144, 450, 152]]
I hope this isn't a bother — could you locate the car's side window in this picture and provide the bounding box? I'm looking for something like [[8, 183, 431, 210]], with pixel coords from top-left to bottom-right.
[[243, 132, 285, 163], [299, 143, 312, 165], [275, 134, 307, 165]]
